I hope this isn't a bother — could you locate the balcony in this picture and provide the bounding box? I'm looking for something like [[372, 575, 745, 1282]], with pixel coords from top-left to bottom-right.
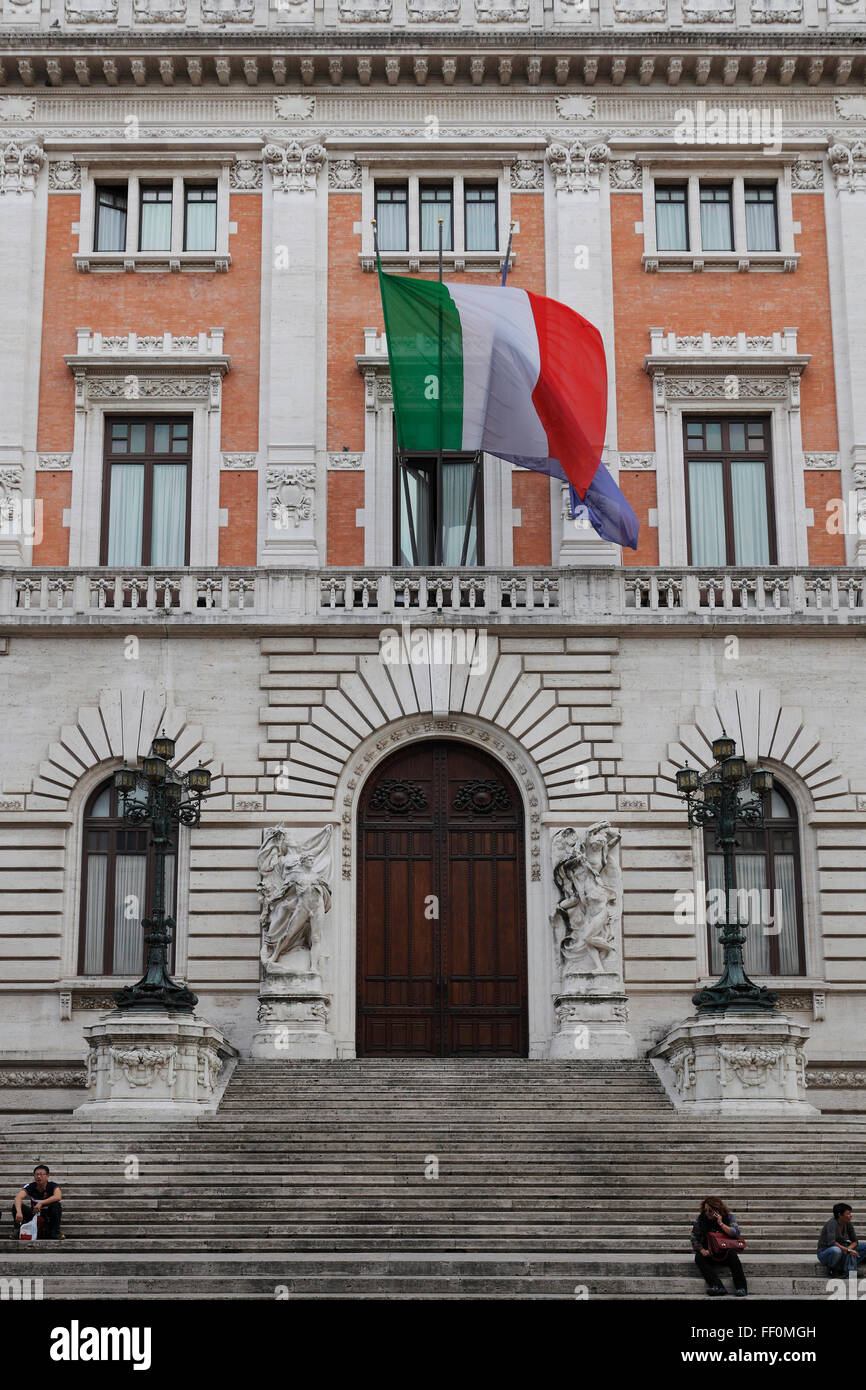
[[1, 567, 864, 629]]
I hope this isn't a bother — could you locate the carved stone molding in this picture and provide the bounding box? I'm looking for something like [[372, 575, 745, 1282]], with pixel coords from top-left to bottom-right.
[[682, 0, 734, 18], [618, 452, 656, 470], [545, 138, 610, 194], [109, 1045, 177, 1088], [0, 1068, 87, 1088], [230, 157, 262, 191], [327, 451, 363, 469], [48, 159, 81, 192], [222, 452, 258, 470], [0, 97, 36, 121], [510, 157, 544, 191], [614, 0, 666, 17], [85, 375, 217, 404], [37, 454, 72, 470], [828, 138, 866, 193], [202, 0, 254, 19], [803, 452, 840, 469], [807, 1068, 866, 1088], [267, 466, 317, 529], [328, 157, 362, 191], [836, 96, 866, 120], [609, 158, 642, 191], [65, 0, 118, 19], [751, 0, 802, 17], [791, 157, 824, 191], [475, 0, 528, 16], [339, 0, 392, 16], [555, 95, 596, 119], [0, 140, 43, 196], [263, 140, 326, 194], [274, 95, 316, 120]]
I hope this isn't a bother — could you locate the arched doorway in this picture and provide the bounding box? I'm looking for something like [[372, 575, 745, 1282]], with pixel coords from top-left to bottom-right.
[[357, 740, 528, 1057]]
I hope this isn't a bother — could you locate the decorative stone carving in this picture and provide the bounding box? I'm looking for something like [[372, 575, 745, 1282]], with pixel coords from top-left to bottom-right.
[[80, 1014, 234, 1117], [0, 97, 36, 121], [253, 826, 334, 1058], [36, 454, 72, 470], [110, 1045, 176, 1089], [510, 157, 544, 191], [618, 452, 656, 470], [133, 0, 186, 18], [670, 1047, 696, 1096], [803, 452, 840, 469], [48, 159, 81, 191], [328, 158, 362, 191], [718, 1044, 784, 1087], [0, 139, 43, 195], [682, 0, 734, 17], [327, 451, 363, 469], [652, 1015, 815, 1115], [202, 0, 254, 18], [222, 453, 258, 469], [274, 95, 316, 120], [339, 0, 391, 17], [836, 96, 866, 120], [230, 157, 262, 191], [609, 158, 641, 191], [791, 157, 824, 191], [808, 1069, 866, 1088], [551, 822, 622, 977], [263, 140, 326, 193], [546, 138, 610, 194], [751, 0, 802, 17], [0, 1069, 87, 1088], [267, 465, 316, 529], [828, 138, 866, 193], [555, 95, 596, 119], [406, 0, 460, 15], [65, 0, 118, 18], [85, 377, 213, 401], [614, 0, 666, 17], [475, 0, 527, 16]]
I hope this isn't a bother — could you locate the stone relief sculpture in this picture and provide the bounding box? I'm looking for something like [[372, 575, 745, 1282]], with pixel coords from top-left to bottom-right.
[[257, 825, 332, 978], [550, 822, 623, 976]]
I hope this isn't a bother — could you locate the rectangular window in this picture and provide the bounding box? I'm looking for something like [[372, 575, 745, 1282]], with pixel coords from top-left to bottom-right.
[[745, 184, 779, 252], [395, 444, 483, 567], [184, 183, 217, 252], [464, 184, 497, 252], [684, 417, 775, 566], [102, 417, 192, 567], [375, 184, 408, 251], [139, 185, 173, 252], [420, 184, 453, 252], [94, 185, 128, 253], [699, 184, 733, 252], [655, 185, 688, 252]]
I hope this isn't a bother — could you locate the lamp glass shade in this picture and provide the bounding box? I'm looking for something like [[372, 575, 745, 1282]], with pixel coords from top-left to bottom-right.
[[722, 754, 747, 782], [143, 755, 167, 781], [151, 733, 176, 762], [704, 775, 723, 802], [676, 765, 699, 794], [750, 766, 774, 793], [165, 780, 182, 805], [188, 765, 211, 794], [712, 735, 735, 762], [114, 766, 136, 793]]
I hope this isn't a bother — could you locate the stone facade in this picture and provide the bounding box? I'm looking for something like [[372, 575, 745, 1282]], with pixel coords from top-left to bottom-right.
[[0, 5, 865, 1086]]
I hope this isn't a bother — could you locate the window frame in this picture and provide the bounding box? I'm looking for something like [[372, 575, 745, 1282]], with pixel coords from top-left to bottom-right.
[[138, 182, 173, 253], [363, 167, 512, 273], [654, 182, 689, 253], [639, 163, 798, 273], [744, 182, 780, 253], [463, 182, 499, 253], [76, 163, 231, 273], [94, 183, 129, 253], [77, 779, 177, 977], [703, 782, 806, 978], [682, 415, 778, 567], [374, 181, 409, 252], [419, 182, 454, 253], [698, 182, 734, 252], [183, 181, 219, 253], [100, 415, 194, 568], [393, 440, 486, 568]]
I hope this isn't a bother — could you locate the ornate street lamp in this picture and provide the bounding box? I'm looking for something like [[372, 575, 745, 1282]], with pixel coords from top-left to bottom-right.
[[111, 736, 211, 1013], [676, 736, 779, 1014]]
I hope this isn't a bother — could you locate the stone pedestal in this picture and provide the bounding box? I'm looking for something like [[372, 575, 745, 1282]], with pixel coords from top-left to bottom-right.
[[251, 971, 335, 1059], [651, 1012, 818, 1115], [549, 974, 637, 1058], [76, 1010, 236, 1119]]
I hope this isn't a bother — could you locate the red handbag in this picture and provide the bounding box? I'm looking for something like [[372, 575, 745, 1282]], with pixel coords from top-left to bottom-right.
[[708, 1230, 746, 1259]]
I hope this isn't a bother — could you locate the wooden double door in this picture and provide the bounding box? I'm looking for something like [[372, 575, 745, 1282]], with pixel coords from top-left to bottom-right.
[[357, 741, 528, 1056]]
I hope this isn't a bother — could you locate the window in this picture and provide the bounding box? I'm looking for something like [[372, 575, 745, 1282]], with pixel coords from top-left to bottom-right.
[[655, 185, 688, 252], [684, 417, 775, 567], [78, 779, 177, 976], [139, 185, 172, 252], [101, 417, 192, 567], [699, 185, 733, 252], [395, 446, 484, 566], [95, 185, 128, 253], [745, 184, 779, 252], [420, 184, 453, 252], [184, 183, 217, 252], [704, 784, 805, 977], [376, 184, 408, 251], [465, 184, 498, 252]]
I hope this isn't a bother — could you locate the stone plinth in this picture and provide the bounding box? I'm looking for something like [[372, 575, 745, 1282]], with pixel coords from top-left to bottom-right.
[[76, 1010, 236, 1119], [549, 974, 637, 1058], [251, 972, 335, 1058], [651, 1012, 818, 1116]]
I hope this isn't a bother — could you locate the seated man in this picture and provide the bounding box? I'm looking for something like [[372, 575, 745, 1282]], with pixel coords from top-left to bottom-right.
[[11, 1164, 63, 1240], [817, 1202, 866, 1274]]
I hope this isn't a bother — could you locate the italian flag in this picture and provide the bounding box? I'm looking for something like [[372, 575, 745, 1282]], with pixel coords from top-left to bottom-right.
[[378, 270, 638, 549]]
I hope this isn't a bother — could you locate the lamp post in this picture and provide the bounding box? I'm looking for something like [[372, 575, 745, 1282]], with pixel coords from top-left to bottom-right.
[[112, 735, 211, 1013], [676, 734, 778, 1014]]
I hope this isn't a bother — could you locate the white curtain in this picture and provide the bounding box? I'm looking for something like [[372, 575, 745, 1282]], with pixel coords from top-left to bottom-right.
[[151, 464, 187, 566], [700, 200, 732, 251], [655, 200, 688, 252], [774, 855, 799, 974], [746, 200, 777, 252], [731, 461, 770, 565], [736, 853, 771, 974], [140, 199, 172, 252], [376, 200, 407, 251], [112, 855, 146, 975], [442, 462, 477, 565], [688, 460, 726, 566], [400, 467, 432, 565], [107, 465, 144, 566], [83, 854, 108, 974], [97, 200, 126, 253], [420, 198, 452, 252], [465, 200, 496, 252], [185, 200, 216, 252]]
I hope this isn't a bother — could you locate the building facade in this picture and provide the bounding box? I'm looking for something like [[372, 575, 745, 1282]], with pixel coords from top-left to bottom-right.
[[1, 0, 865, 1110]]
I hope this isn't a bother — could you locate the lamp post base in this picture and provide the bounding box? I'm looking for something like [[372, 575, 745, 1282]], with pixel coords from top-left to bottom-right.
[[651, 1011, 817, 1116], [77, 1009, 237, 1119]]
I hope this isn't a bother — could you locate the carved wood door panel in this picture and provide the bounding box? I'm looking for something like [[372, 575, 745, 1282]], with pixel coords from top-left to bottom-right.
[[357, 740, 528, 1057]]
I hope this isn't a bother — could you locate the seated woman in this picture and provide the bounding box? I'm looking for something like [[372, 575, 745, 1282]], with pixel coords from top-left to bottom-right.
[[11, 1164, 62, 1240], [691, 1196, 747, 1296]]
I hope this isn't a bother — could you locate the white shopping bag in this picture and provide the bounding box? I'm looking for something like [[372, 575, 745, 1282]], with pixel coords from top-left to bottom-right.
[[18, 1212, 39, 1241]]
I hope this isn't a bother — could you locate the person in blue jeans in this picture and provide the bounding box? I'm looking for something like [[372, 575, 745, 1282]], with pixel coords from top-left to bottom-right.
[[817, 1203, 866, 1273]]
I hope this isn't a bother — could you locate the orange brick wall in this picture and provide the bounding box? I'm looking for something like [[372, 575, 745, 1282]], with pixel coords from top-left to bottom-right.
[[805, 471, 847, 566], [219, 471, 258, 566], [327, 472, 365, 566], [32, 471, 72, 566], [619, 472, 659, 567]]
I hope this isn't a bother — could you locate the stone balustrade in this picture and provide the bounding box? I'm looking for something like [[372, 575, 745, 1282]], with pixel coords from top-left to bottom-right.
[[1, 566, 864, 625]]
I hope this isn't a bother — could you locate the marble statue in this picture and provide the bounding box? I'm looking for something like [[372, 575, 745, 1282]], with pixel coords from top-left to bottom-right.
[[257, 825, 332, 976], [551, 821, 622, 975]]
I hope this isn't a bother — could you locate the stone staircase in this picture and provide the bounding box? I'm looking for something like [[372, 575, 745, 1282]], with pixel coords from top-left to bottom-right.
[[1, 1059, 859, 1299]]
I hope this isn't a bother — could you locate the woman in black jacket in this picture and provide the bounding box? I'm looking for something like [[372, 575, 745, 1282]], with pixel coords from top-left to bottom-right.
[[691, 1196, 747, 1296]]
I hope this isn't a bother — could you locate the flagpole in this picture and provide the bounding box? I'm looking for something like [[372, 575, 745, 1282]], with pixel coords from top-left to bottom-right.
[[501, 220, 515, 287], [436, 215, 444, 567]]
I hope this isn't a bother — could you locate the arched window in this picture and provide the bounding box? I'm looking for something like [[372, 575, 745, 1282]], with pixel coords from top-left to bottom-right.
[[704, 783, 805, 977], [78, 779, 176, 976]]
